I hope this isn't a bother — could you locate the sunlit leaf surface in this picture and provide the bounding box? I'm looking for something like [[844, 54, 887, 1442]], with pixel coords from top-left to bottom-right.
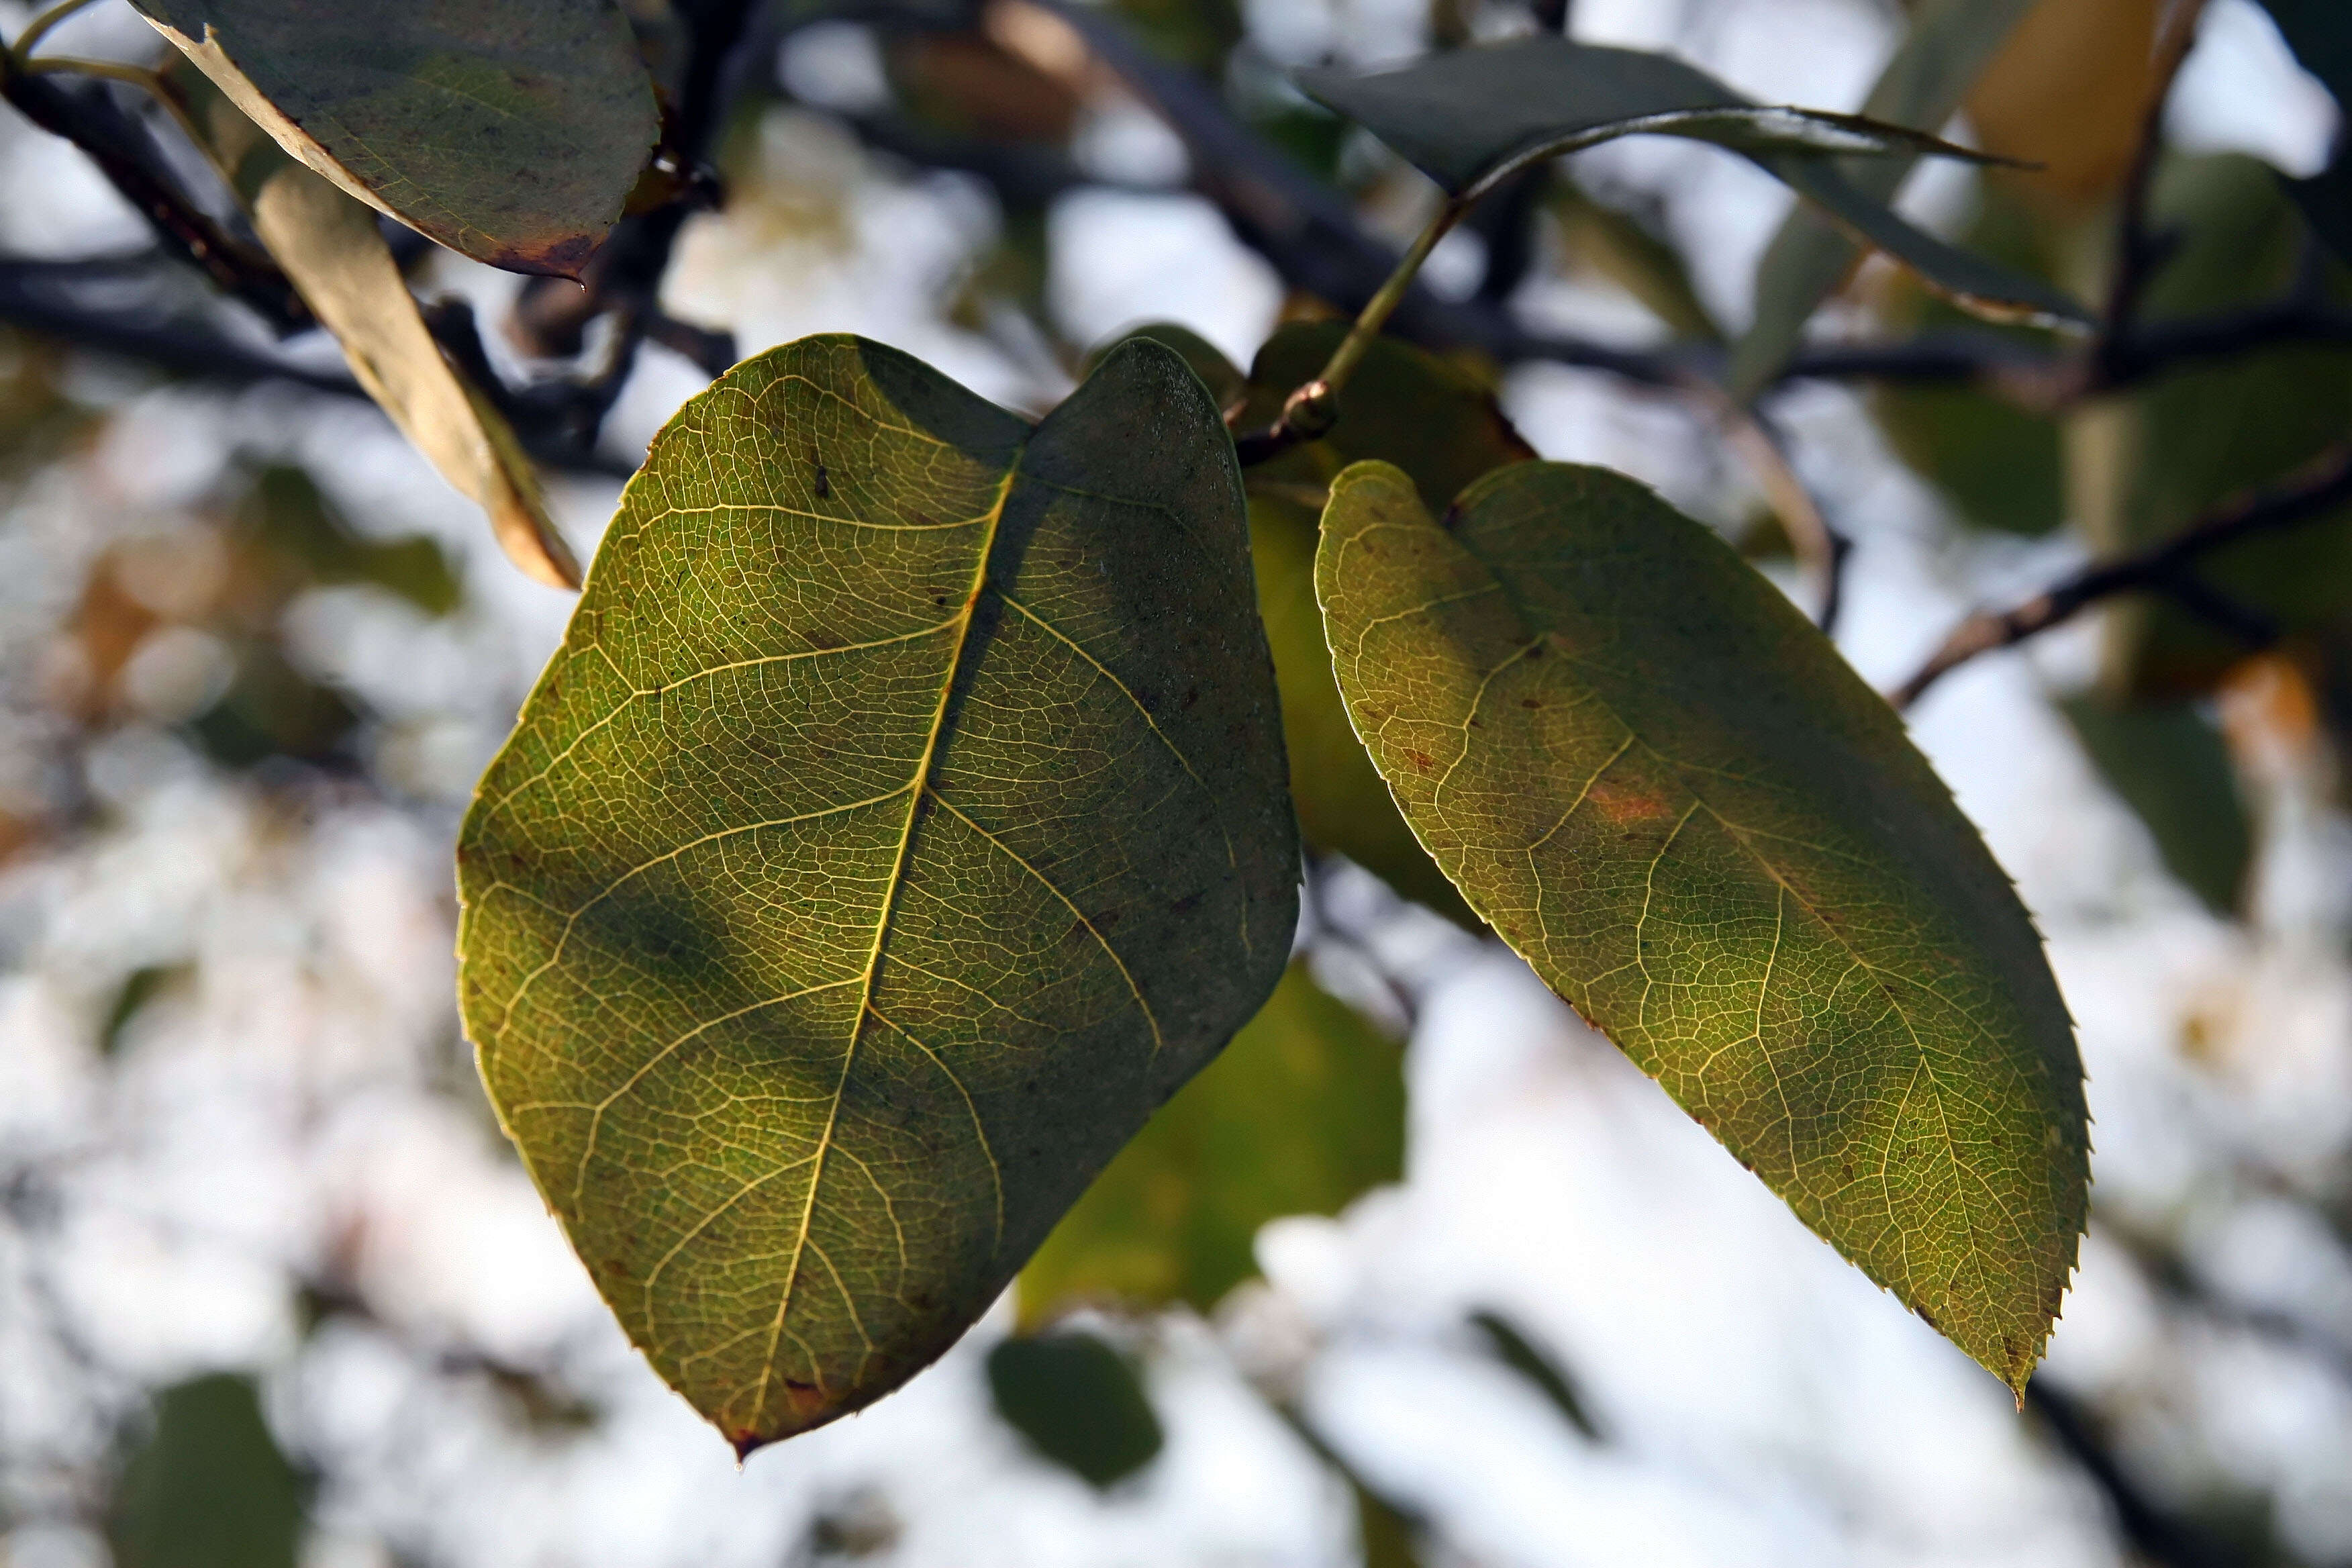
[[1317, 459, 2088, 1391], [456, 335, 1297, 1452]]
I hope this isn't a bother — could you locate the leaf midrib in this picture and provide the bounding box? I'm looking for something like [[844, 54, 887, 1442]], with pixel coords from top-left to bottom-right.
[[746, 452, 1026, 1422]]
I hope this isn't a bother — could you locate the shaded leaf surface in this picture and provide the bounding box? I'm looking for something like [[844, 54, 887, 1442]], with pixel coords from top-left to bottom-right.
[[134, 0, 655, 275], [1019, 961, 1404, 1321], [2092, 155, 2352, 697], [1316, 460, 2088, 1391], [1871, 187, 2070, 536], [456, 335, 1297, 1452], [1298, 36, 2086, 329], [986, 1330, 1165, 1487], [1295, 36, 1991, 199]]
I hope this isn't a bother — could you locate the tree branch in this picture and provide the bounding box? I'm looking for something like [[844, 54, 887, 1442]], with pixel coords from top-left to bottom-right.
[[1892, 441, 2352, 707], [2026, 1379, 2237, 1568], [0, 58, 305, 329]]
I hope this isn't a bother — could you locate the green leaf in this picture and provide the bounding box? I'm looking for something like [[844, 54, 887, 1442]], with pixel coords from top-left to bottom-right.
[[133, 0, 656, 277], [1298, 36, 2088, 332], [1088, 322, 1247, 412], [1873, 383, 2065, 538], [1730, 0, 2042, 398], [95, 963, 192, 1057], [1018, 961, 1404, 1321], [2059, 694, 2250, 918], [1235, 322, 1534, 515], [456, 334, 1298, 1454], [1255, 495, 1479, 928], [244, 465, 462, 616], [109, 1373, 306, 1568], [1761, 155, 2090, 331], [1551, 178, 1724, 344], [1316, 460, 2088, 1393], [1295, 36, 1996, 200], [985, 1330, 1165, 1487]]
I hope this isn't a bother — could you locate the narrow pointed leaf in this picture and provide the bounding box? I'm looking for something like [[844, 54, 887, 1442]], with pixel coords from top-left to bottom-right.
[[456, 335, 1297, 1453], [133, 0, 656, 277], [1730, 0, 2041, 398], [1316, 460, 2087, 1391], [1299, 36, 2088, 330], [1297, 37, 1999, 200], [1018, 961, 1404, 1323], [1763, 156, 2090, 330]]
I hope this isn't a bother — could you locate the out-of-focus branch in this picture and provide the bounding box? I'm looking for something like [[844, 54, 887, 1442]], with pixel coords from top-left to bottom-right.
[[1892, 441, 2352, 707], [0, 54, 305, 328], [2095, 1, 2208, 379], [2026, 1379, 2237, 1568], [1683, 377, 1848, 630], [0, 251, 636, 477]]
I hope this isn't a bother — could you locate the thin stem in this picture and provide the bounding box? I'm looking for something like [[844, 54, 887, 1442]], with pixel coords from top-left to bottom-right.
[[25, 57, 236, 207], [2095, 0, 2206, 370], [10, 0, 102, 63], [1234, 196, 1471, 462], [1318, 197, 1469, 402], [1682, 375, 1847, 630]]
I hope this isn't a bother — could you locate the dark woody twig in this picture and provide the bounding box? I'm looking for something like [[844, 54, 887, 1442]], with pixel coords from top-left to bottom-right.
[[1892, 442, 2352, 707]]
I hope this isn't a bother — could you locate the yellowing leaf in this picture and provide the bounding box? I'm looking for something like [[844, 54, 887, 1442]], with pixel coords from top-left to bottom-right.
[[456, 335, 1298, 1453], [1316, 460, 2088, 1393], [133, 0, 656, 276], [247, 163, 579, 589], [1018, 961, 1405, 1322], [1965, 0, 2165, 209]]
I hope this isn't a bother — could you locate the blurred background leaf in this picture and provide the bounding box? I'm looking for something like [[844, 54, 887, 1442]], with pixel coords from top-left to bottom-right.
[[2060, 691, 2253, 916], [2086, 154, 2352, 700], [108, 1372, 307, 1568], [1020, 962, 1405, 1323], [985, 1330, 1165, 1488]]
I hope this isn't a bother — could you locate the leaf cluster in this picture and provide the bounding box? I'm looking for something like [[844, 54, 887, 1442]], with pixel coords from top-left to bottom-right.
[[0, 0, 2153, 1482]]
